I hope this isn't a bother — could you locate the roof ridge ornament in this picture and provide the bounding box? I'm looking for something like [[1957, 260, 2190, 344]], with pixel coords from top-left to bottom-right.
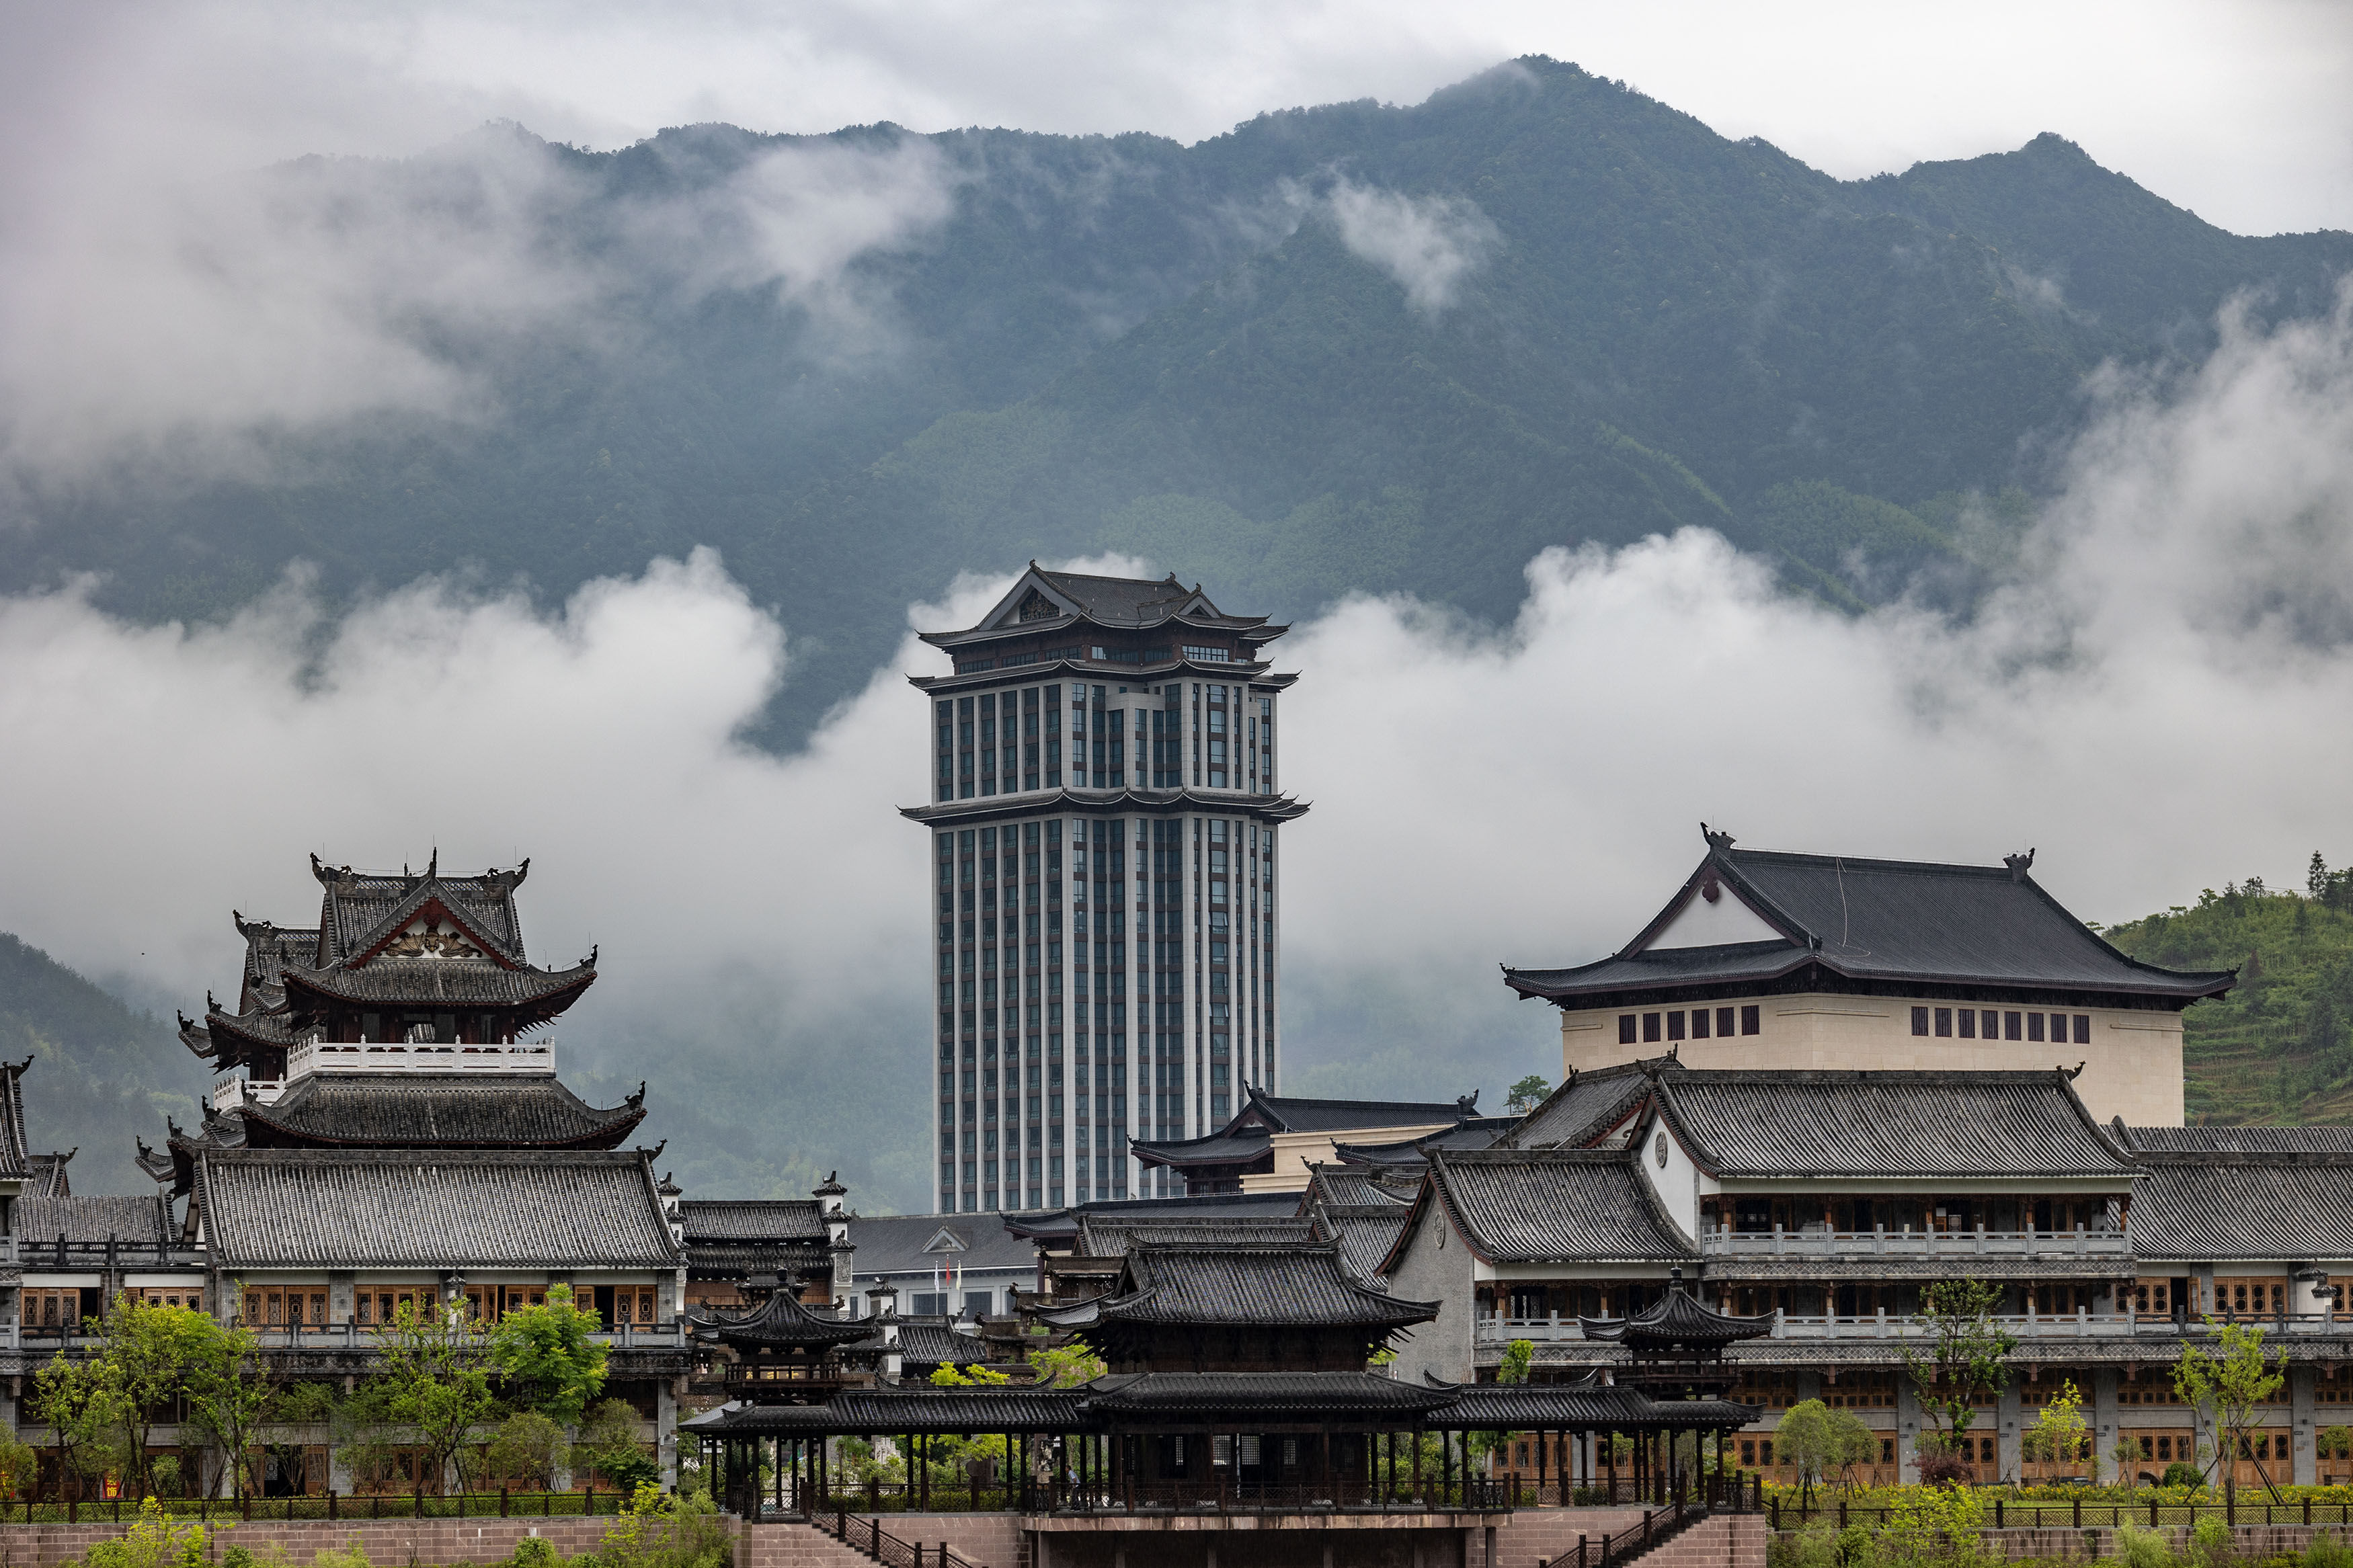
[[1700, 822, 1735, 854], [2005, 848, 2037, 882]]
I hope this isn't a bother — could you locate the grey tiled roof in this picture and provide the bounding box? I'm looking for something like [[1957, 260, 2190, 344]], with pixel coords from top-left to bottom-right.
[[1410, 1151, 1697, 1266], [1129, 1130, 1272, 1167], [1316, 1208, 1409, 1285], [890, 1322, 993, 1368], [1502, 1063, 1657, 1149], [685, 1388, 1094, 1434], [312, 858, 528, 967], [1240, 1087, 1486, 1135], [26, 1151, 73, 1198], [1084, 1370, 1451, 1415], [1040, 1243, 1437, 1331], [1504, 842, 2237, 1003], [846, 1212, 1036, 1276], [0, 1060, 30, 1181], [237, 1073, 643, 1149], [281, 958, 594, 1006], [1581, 1286, 1772, 1348], [1432, 1377, 1757, 1430], [19, 1194, 173, 1249], [1074, 1214, 1318, 1256], [2124, 1125, 2353, 1154], [687, 1288, 867, 1349], [681, 1200, 828, 1241], [1657, 1069, 2136, 1180], [1004, 1192, 1306, 1245], [1303, 1166, 1412, 1208], [198, 1148, 682, 1270], [2128, 1155, 2353, 1261]]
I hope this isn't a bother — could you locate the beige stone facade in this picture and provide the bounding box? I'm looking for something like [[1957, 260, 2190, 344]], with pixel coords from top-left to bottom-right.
[[1556, 994, 2184, 1128]]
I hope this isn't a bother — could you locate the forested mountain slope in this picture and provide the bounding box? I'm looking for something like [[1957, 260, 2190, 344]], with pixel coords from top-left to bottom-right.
[[0, 935, 200, 1192], [10, 58, 2349, 737], [2104, 860, 2353, 1125]]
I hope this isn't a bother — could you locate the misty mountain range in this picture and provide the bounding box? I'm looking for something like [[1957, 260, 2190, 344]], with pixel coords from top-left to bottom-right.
[[13, 56, 2351, 740]]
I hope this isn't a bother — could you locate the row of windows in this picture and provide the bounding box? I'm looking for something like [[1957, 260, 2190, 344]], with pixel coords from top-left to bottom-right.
[[1914, 1007, 2092, 1044], [1619, 1006, 1759, 1045]]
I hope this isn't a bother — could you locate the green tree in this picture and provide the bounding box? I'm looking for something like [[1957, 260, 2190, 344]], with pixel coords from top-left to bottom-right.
[[368, 1296, 496, 1493], [1899, 1279, 2018, 1475], [485, 1411, 569, 1491], [1497, 1339, 1534, 1385], [1773, 1399, 1876, 1504], [2175, 1319, 2288, 1497], [1505, 1076, 1551, 1114], [29, 1352, 115, 1499], [87, 1296, 218, 1499], [2022, 1380, 2090, 1482], [0, 1434, 38, 1501], [179, 1310, 279, 1499], [1024, 1344, 1106, 1388], [930, 1362, 1013, 1386], [487, 1284, 609, 1426], [577, 1397, 658, 1491]]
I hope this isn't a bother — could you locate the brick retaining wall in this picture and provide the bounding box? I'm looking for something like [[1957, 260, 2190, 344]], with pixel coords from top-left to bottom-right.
[[0, 1515, 619, 1568]]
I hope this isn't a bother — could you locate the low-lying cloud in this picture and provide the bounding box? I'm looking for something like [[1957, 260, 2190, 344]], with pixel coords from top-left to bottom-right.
[[0, 125, 957, 485], [1324, 180, 1501, 315], [5, 288, 2353, 1204]]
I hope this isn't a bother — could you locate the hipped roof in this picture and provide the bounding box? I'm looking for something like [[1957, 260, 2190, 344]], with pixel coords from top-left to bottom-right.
[[1503, 835, 2235, 1005]]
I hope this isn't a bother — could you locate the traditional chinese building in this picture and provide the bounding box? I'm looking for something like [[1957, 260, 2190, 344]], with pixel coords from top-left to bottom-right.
[[902, 566, 1305, 1215], [1502, 828, 2235, 1126]]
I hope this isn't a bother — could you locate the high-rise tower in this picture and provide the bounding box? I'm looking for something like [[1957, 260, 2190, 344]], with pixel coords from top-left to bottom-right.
[[902, 567, 1306, 1216]]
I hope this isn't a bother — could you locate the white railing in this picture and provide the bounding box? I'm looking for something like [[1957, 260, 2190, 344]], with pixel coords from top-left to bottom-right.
[[290, 1038, 555, 1077], [1697, 1224, 2130, 1261], [235, 1319, 684, 1350], [1472, 1310, 2353, 1347], [209, 1040, 557, 1110]]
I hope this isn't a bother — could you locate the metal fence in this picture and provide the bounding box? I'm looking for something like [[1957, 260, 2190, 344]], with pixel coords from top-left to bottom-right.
[[1769, 1494, 2353, 1532], [0, 1489, 641, 1526]]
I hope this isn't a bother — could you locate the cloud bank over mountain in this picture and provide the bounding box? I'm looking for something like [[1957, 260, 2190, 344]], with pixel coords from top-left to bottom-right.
[[4, 288, 2351, 1202]]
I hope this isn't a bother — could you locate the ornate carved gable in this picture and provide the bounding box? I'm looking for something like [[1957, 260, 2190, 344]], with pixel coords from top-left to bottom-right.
[[1016, 589, 1060, 622], [354, 896, 512, 968]]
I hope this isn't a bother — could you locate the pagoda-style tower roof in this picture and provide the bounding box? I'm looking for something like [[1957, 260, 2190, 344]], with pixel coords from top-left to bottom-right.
[[181, 853, 596, 1070]]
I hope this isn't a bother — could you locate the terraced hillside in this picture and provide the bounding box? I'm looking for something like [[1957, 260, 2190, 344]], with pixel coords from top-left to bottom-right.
[[2104, 863, 2353, 1124]]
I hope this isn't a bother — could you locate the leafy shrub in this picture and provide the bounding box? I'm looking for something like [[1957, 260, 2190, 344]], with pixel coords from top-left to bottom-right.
[[220, 1549, 258, 1568], [509, 1539, 561, 1568], [2305, 1534, 2353, 1568], [2187, 1517, 2231, 1568], [2163, 1463, 2206, 1490], [80, 1499, 210, 1568], [309, 1540, 373, 1568], [2118, 1524, 2176, 1568]]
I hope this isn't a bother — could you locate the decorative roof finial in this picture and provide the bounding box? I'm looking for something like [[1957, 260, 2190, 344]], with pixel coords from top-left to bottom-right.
[[2005, 848, 2036, 882], [427, 846, 438, 877], [1701, 822, 1735, 854]]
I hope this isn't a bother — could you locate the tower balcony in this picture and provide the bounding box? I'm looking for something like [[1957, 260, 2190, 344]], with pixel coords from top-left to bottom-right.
[[208, 1038, 558, 1112], [1697, 1223, 2132, 1270]]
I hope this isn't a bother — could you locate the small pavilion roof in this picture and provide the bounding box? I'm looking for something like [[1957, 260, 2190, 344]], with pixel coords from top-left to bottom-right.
[[917, 566, 1283, 653], [1428, 1372, 1759, 1431], [688, 1288, 869, 1351], [1579, 1282, 1774, 1350], [1005, 1191, 1305, 1247]]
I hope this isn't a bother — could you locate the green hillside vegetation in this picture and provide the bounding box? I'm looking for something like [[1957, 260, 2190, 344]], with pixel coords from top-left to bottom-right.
[[2104, 858, 2353, 1124], [0, 935, 202, 1192], [11, 60, 2350, 740]]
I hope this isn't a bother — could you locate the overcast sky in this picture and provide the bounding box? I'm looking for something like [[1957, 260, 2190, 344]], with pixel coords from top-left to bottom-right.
[[4, 0, 2352, 237]]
